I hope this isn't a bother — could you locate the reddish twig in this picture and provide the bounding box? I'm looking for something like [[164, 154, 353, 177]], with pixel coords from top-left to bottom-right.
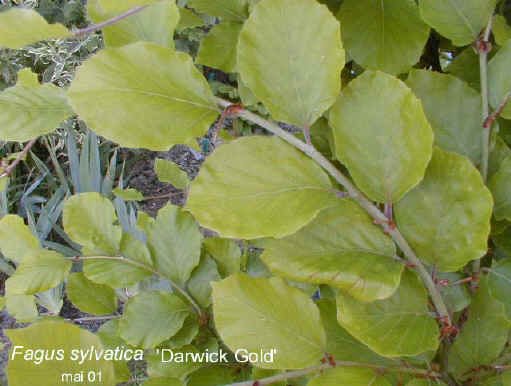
[[0, 138, 38, 179], [212, 104, 243, 144], [483, 91, 511, 129]]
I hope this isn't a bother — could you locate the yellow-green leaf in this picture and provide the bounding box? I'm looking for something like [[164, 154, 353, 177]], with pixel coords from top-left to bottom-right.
[[145, 203, 202, 284], [5, 294, 38, 323], [67, 272, 118, 315], [6, 250, 71, 295], [120, 291, 191, 349], [419, 0, 497, 46], [113, 188, 144, 201], [212, 273, 326, 369], [155, 159, 189, 190], [261, 199, 403, 302], [0, 8, 68, 49], [489, 156, 511, 221], [177, 8, 204, 31], [0, 215, 40, 264], [188, 0, 249, 22], [100, 0, 160, 13], [308, 368, 391, 386], [489, 40, 511, 120], [187, 136, 337, 239], [494, 15, 511, 46], [197, 22, 242, 73], [68, 42, 219, 151], [0, 69, 73, 142], [89, 0, 180, 48], [337, 270, 440, 357], [448, 277, 511, 380], [329, 71, 433, 203], [63, 192, 122, 256], [406, 69, 482, 164], [203, 238, 241, 277], [337, 0, 429, 75], [395, 147, 493, 272], [238, 0, 345, 127]]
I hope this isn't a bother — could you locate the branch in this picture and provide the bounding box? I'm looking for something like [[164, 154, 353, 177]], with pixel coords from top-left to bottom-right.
[[215, 97, 452, 327], [484, 91, 511, 129], [478, 15, 494, 183], [474, 14, 495, 286], [0, 138, 38, 179], [71, 6, 149, 37], [65, 315, 120, 323], [71, 256, 203, 317], [226, 360, 441, 386]]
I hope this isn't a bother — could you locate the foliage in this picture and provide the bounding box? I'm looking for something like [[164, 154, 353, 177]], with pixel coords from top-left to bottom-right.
[[0, 0, 511, 385]]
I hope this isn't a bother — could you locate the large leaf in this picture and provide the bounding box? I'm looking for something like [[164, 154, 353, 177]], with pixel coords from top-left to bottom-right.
[[489, 40, 511, 121], [406, 70, 482, 164], [337, 0, 429, 75], [145, 203, 202, 284], [336, 269, 440, 357], [212, 274, 326, 369], [6, 320, 116, 386], [88, 0, 180, 48], [395, 147, 493, 272], [489, 156, 511, 221], [6, 250, 71, 295], [0, 69, 73, 142], [308, 368, 391, 386], [119, 290, 191, 349], [187, 136, 337, 239], [197, 22, 242, 74], [261, 199, 403, 302], [67, 272, 118, 315], [63, 192, 122, 256], [448, 278, 511, 380], [419, 0, 497, 46], [0, 8, 68, 49], [0, 215, 40, 264], [68, 42, 219, 151], [238, 0, 345, 127], [329, 71, 433, 203], [188, 0, 249, 22]]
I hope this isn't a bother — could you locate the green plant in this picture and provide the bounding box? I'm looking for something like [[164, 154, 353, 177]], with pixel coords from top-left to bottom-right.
[[1, 0, 511, 385]]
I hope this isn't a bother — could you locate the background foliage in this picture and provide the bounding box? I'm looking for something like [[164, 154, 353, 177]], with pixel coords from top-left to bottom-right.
[[1, 0, 511, 385]]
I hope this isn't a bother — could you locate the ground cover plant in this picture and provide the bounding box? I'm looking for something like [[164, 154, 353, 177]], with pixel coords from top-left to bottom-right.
[[1, 0, 511, 385]]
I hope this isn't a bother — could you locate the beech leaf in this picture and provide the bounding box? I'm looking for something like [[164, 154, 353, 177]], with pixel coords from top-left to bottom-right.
[[68, 42, 219, 151], [329, 71, 433, 203], [187, 136, 337, 239], [238, 0, 345, 127]]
